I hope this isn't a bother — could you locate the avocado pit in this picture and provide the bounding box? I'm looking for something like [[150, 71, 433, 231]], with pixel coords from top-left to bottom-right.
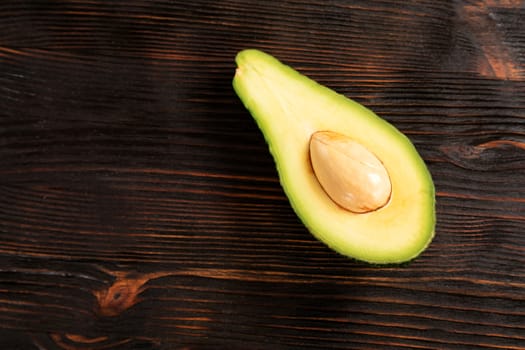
[[309, 130, 392, 213]]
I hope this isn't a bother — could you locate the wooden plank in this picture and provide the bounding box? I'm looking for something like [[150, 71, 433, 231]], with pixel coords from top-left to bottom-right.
[[1, 0, 525, 348]]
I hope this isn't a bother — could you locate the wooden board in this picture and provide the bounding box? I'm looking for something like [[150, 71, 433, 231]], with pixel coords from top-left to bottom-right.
[[1, 0, 525, 349]]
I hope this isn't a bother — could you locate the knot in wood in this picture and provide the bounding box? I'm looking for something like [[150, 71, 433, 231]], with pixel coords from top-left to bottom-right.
[[95, 276, 143, 317]]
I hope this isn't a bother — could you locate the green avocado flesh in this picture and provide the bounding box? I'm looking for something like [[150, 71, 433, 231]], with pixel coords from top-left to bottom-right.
[[233, 49, 435, 264]]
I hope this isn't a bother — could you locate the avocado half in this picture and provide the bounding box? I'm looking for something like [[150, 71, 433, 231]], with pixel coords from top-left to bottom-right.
[[233, 49, 435, 264]]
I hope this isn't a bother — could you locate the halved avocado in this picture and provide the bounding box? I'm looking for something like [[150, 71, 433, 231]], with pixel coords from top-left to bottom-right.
[[233, 49, 435, 264]]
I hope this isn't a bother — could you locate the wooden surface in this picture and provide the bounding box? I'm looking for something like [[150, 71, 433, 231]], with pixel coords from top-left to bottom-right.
[[1, 0, 525, 349]]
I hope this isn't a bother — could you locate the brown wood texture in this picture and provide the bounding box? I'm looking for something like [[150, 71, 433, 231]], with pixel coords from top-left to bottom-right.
[[1, 0, 525, 349]]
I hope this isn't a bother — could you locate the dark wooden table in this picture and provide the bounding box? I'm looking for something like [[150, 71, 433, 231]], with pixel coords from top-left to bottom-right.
[[2, 1, 525, 349]]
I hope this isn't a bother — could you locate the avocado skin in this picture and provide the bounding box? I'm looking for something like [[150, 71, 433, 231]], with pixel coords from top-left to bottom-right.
[[233, 49, 435, 264]]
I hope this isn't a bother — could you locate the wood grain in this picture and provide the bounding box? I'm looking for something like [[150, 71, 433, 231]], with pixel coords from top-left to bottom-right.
[[1, 0, 525, 349]]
